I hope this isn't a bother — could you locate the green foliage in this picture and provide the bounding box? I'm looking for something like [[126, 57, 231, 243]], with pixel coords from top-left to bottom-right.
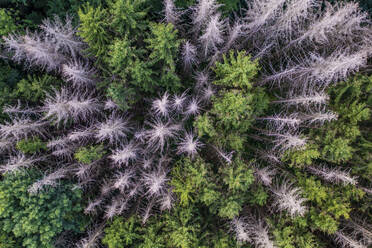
[[164, 207, 200, 248], [78, 3, 109, 58], [2, 2, 371, 248], [0, 170, 85, 248], [194, 114, 217, 138], [74, 144, 106, 164], [102, 203, 244, 248], [108, 37, 137, 77], [271, 217, 321, 248], [108, 0, 148, 36], [211, 90, 255, 132], [297, 174, 364, 234], [273, 225, 295, 248], [217, 198, 242, 219], [107, 38, 154, 93], [0, 62, 21, 121], [171, 157, 209, 207], [0, 9, 17, 36], [107, 82, 137, 111], [213, 50, 259, 90], [0, 0, 104, 30], [196, 88, 268, 151], [102, 216, 142, 248], [138, 221, 165, 248], [320, 137, 354, 163], [0, 232, 18, 248], [16, 137, 47, 154], [146, 23, 181, 92], [194, 52, 268, 151], [220, 158, 254, 193], [146, 23, 180, 69], [310, 74, 371, 163], [247, 185, 268, 206], [127, 59, 154, 92], [13, 74, 57, 103], [172, 157, 255, 220], [282, 144, 320, 167]]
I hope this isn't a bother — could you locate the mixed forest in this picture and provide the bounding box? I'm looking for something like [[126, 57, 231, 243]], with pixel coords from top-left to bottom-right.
[[0, 0, 371, 247]]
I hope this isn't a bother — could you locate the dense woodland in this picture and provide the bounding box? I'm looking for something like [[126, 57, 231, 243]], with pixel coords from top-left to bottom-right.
[[0, 0, 371, 247]]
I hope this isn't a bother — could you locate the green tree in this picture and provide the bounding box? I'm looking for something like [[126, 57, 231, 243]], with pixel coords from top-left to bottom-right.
[[310, 74, 371, 163], [107, 82, 137, 111], [13, 74, 58, 103], [297, 173, 364, 234], [16, 137, 47, 154], [0, 170, 85, 248], [0, 9, 17, 36], [102, 216, 142, 248], [78, 3, 109, 58], [213, 50, 259, 90], [171, 157, 209, 207], [108, 0, 148, 36], [163, 207, 200, 248], [211, 90, 255, 132], [74, 144, 106, 164], [146, 23, 181, 92]]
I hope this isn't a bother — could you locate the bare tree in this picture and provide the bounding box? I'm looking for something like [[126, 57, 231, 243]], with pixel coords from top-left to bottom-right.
[[68, 127, 95, 143], [271, 180, 307, 217], [214, 146, 234, 165], [62, 60, 97, 88], [76, 223, 105, 248], [84, 198, 103, 215], [246, 216, 276, 248], [345, 217, 372, 246], [200, 14, 225, 57], [142, 167, 169, 197], [152, 92, 171, 117], [43, 88, 101, 125], [96, 114, 131, 144], [268, 132, 307, 152], [40, 15, 83, 58], [271, 92, 329, 109], [274, 0, 317, 37], [163, 0, 182, 27], [292, 2, 369, 46], [254, 166, 277, 186], [177, 132, 203, 158], [28, 167, 68, 194], [244, 0, 286, 33], [334, 231, 368, 248], [3, 101, 39, 116], [301, 110, 338, 125], [3, 31, 65, 71], [305, 50, 370, 88], [230, 217, 251, 243], [0, 116, 46, 140], [191, 0, 221, 35], [223, 20, 245, 52], [143, 118, 181, 153], [182, 41, 198, 71], [256, 113, 301, 131], [110, 142, 139, 167], [308, 166, 358, 186], [113, 169, 135, 192], [172, 91, 188, 112], [159, 190, 174, 211], [200, 84, 215, 101], [0, 154, 40, 174], [184, 97, 202, 117]]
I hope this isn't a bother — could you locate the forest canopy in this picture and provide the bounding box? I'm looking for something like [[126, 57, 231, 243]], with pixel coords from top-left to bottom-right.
[[0, 0, 371, 248]]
